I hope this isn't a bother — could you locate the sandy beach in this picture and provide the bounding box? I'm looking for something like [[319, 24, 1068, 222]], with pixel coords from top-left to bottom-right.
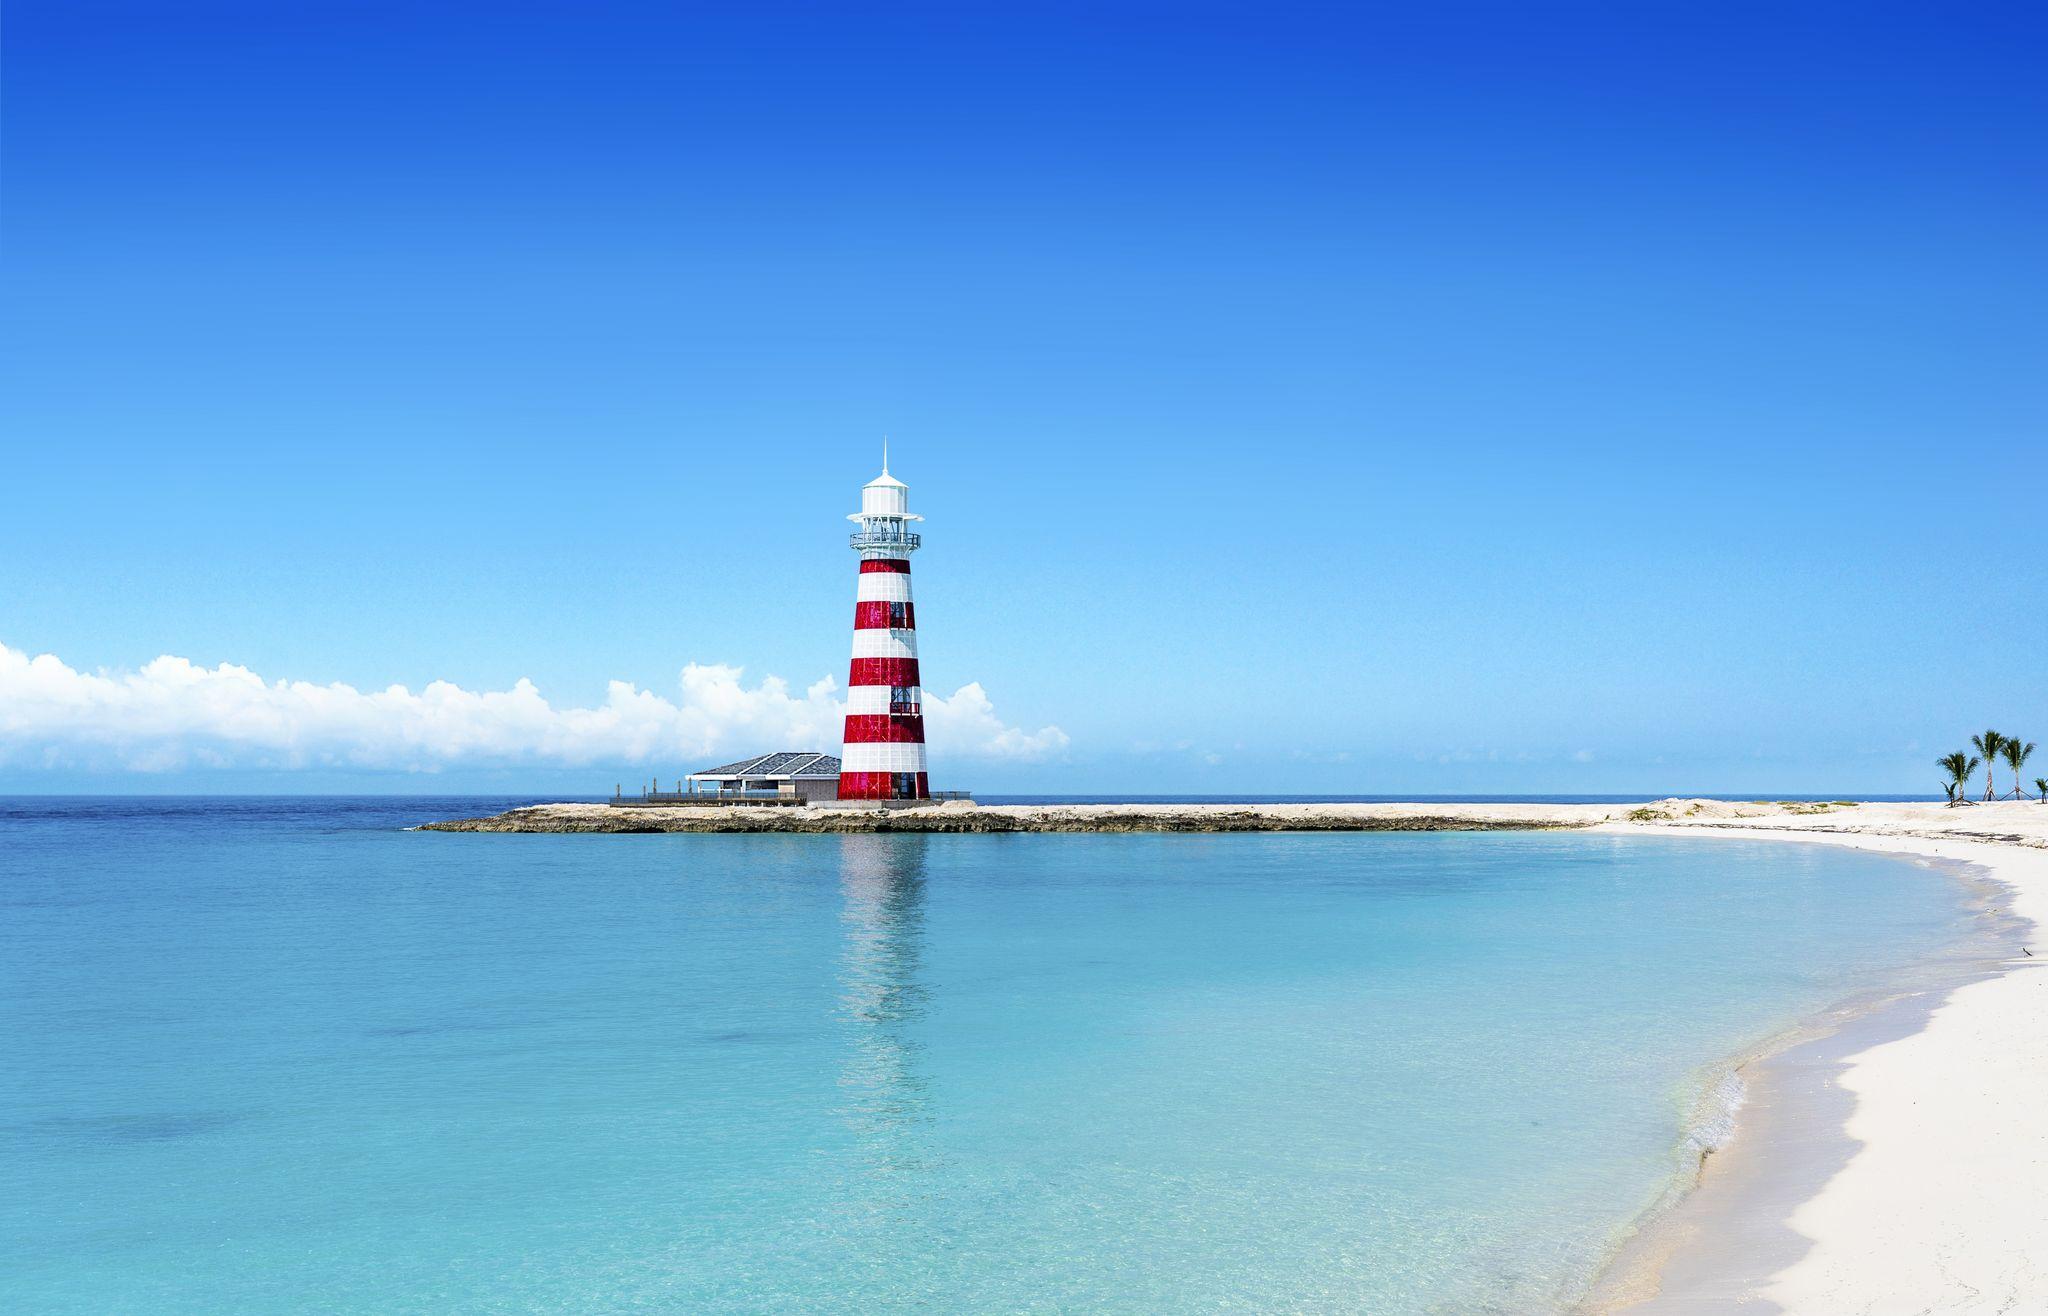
[[1592, 803, 2048, 1315], [424, 797, 2048, 1311]]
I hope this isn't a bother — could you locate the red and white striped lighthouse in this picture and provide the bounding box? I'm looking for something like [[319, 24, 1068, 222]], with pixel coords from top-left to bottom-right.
[[839, 453, 929, 801]]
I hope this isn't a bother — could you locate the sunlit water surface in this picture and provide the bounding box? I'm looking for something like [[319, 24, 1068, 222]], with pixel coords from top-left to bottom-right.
[[0, 798, 1976, 1312]]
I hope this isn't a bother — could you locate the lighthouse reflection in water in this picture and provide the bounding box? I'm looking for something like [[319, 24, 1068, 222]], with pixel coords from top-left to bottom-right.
[[832, 834, 936, 1200]]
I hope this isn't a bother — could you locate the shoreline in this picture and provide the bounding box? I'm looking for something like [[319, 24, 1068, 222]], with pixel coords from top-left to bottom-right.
[[1583, 813, 2048, 1314]]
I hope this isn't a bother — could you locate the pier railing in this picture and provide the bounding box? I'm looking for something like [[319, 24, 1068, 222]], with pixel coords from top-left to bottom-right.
[[608, 785, 974, 808], [609, 785, 804, 808]]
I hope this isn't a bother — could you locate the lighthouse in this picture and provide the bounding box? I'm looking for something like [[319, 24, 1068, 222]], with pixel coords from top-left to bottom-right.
[[839, 452, 930, 801]]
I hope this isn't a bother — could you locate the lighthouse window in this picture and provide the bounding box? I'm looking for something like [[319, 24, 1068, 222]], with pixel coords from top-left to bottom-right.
[[888, 601, 910, 628], [890, 686, 919, 716]]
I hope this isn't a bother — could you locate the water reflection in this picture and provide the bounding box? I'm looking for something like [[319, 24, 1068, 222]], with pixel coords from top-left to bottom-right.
[[835, 833, 936, 1193]]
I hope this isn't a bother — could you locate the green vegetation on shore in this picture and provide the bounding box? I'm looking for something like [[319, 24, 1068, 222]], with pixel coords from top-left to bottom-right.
[[1942, 730, 2041, 803]]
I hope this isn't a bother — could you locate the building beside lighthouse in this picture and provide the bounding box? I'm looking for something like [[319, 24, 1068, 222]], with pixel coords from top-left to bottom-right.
[[840, 456, 930, 801]]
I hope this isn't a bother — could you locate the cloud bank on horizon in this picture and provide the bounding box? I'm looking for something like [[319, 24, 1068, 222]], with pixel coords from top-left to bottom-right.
[[0, 642, 1068, 774]]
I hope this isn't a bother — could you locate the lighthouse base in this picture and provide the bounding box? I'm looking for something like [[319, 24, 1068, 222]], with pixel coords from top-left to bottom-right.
[[835, 771, 930, 801]]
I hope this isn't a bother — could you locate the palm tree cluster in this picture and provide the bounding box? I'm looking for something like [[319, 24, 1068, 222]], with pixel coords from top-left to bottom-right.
[[1938, 730, 2040, 804]]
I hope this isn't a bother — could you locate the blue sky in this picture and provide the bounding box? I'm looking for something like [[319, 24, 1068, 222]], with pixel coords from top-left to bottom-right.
[[3, 1, 2044, 794]]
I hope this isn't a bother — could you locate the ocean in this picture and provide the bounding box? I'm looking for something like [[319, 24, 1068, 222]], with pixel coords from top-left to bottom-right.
[[0, 797, 1981, 1312]]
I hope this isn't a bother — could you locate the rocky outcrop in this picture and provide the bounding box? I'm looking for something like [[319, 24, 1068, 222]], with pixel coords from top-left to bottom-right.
[[416, 802, 1616, 834]]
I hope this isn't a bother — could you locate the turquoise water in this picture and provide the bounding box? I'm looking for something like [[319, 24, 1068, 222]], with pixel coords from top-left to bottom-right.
[[1, 799, 1975, 1313]]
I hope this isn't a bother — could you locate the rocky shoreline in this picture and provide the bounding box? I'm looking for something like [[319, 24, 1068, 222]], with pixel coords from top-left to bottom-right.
[[416, 800, 1628, 834]]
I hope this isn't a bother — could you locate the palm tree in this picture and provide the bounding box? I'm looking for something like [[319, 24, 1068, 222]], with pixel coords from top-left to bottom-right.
[[2035, 777, 2046, 804], [2003, 740, 2036, 799], [1939, 752, 1980, 806], [1972, 730, 2005, 800]]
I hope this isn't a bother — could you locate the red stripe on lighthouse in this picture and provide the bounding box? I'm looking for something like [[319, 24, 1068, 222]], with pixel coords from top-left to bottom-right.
[[848, 657, 920, 687], [853, 601, 916, 629], [841, 714, 926, 744], [859, 559, 911, 574]]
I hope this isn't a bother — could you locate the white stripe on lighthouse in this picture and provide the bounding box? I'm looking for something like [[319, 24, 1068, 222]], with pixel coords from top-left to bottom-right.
[[845, 685, 920, 716], [850, 629, 919, 660], [841, 742, 929, 773], [856, 573, 914, 603]]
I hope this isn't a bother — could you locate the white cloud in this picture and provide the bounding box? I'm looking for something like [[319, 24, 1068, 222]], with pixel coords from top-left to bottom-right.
[[0, 642, 1068, 773], [923, 682, 1068, 760]]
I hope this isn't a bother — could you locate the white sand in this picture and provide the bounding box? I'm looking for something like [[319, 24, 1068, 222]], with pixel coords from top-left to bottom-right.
[[1608, 802, 2048, 1314]]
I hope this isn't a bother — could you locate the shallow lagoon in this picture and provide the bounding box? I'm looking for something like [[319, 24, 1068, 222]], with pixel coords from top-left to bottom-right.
[[0, 799, 1974, 1312]]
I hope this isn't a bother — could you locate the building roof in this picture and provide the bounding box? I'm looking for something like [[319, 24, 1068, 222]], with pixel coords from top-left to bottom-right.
[[687, 751, 842, 779]]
